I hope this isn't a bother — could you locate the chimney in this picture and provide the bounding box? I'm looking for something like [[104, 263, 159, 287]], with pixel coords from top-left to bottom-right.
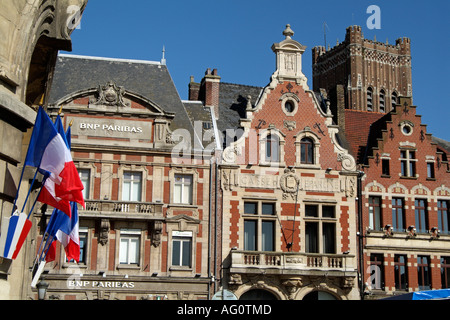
[[201, 68, 221, 120], [188, 76, 200, 101]]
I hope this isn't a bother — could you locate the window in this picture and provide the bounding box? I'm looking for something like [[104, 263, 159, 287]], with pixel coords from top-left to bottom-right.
[[244, 221, 257, 251], [379, 89, 386, 113], [427, 162, 435, 179], [119, 230, 140, 265], [285, 101, 295, 113], [369, 254, 385, 289], [367, 87, 373, 111], [391, 92, 398, 109], [417, 256, 431, 290], [392, 198, 405, 232], [172, 232, 192, 267], [382, 159, 390, 176], [438, 200, 449, 235], [174, 174, 193, 204], [300, 138, 314, 164], [414, 199, 428, 233], [66, 229, 88, 264], [243, 201, 276, 252], [122, 172, 142, 201], [400, 150, 416, 177], [394, 255, 408, 290], [441, 257, 450, 289], [304, 203, 336, 254], [369, 197, 382, 231], [265, 134, 280, 162], [79, 169, 90, 200], [305, 222, 318, 253]]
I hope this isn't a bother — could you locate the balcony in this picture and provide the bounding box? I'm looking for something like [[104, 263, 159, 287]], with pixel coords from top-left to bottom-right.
[[229, 250, 357, 277], [80, 200, 164, 220]]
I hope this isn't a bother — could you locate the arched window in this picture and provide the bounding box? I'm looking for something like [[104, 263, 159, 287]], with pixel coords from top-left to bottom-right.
[[391, 91, 398, 110], [265, 134, 280, 162], [379, 89, 386, 113], [367, 87, 373, 111], [301, 138, 314, 164]]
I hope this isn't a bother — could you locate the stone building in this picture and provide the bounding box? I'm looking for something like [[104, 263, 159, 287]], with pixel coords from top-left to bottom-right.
[[190, 25, 360, 300], [312, 26, 450, 299], [0, 0, 87, 300], [25, 53, 220, 300]]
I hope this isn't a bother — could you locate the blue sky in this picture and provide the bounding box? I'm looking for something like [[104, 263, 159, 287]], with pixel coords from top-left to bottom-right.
[[68, 0, 449, 140]]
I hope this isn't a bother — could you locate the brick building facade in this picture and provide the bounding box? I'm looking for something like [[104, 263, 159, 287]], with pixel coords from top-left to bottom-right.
[[27, 54, 219, 300], [312, 26, 450, 299], [190, 25, 360, 300]]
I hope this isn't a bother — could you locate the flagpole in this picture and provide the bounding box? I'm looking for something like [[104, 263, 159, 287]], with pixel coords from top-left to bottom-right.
[[12, 98, 44, 216], [21, 168, 40, 213], [26, 175, 48, 220]]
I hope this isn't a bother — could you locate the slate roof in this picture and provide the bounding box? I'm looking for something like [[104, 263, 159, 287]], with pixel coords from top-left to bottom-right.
[[216, 82, 263, 148], [48, 54, 193, 133]]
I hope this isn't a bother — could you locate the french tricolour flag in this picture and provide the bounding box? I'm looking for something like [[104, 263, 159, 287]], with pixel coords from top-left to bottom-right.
[[24, 107, 85, 217], [45, 202, 80, 263], [0, 211, 32, 260], [44, 116, 80, 263]]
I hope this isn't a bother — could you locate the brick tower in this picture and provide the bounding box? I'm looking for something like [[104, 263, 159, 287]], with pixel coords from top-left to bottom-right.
[[312, 25, 412, 114]]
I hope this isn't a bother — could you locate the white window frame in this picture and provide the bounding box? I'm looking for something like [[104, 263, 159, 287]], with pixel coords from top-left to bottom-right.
[[122, 171, 142, 202], [119, 229, 141, 265], [173, 174, 193, 205], [171, 231, 193, 268]]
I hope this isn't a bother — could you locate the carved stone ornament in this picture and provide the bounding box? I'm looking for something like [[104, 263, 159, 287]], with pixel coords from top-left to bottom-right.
[[337, 153, 356, 171], [284, 120, 296, 131], [99, 219, 110, 246], [151, 221, 163, 247], [282, 277, 303, 300], [280, 168, 300, 200], [93, 81, 128, 107]]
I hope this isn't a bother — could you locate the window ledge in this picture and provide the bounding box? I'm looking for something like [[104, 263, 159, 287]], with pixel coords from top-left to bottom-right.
[[117, 264, 140, 270], [62, 263, 87, 269], [399, 176, 417, 180], [168, 203, 198, 209], [169, 266, 192, 272]]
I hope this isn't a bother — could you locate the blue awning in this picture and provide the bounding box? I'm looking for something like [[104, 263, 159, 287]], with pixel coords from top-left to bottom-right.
[[383, 289, 450, 300]]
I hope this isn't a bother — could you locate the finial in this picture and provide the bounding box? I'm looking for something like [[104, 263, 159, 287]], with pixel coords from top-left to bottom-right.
[[283, 24, 294, 39], [161, 45, 166, 65], [69, 119, 74, 127], [39, 94, 45, 106], [58, 105, 63, 115]]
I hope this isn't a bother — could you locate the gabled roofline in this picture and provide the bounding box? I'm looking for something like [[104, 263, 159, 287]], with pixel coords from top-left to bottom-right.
[[58, 53, 162, 66]]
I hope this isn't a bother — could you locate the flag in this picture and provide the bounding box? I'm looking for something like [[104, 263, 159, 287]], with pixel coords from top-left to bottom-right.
[[25, 107, 85, 216], [0, 211, 32, 260], [45, 202, 80, 263], [44, 116, 81, 263]]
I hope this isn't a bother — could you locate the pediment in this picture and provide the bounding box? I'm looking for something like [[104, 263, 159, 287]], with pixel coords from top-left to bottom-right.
[[52, 81, 175, 119]]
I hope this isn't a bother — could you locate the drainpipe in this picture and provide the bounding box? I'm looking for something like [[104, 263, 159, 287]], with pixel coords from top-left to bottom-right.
[[357, 170, 365, 300], [208, 158, 213, 299], [214, 160, 219, 294]]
